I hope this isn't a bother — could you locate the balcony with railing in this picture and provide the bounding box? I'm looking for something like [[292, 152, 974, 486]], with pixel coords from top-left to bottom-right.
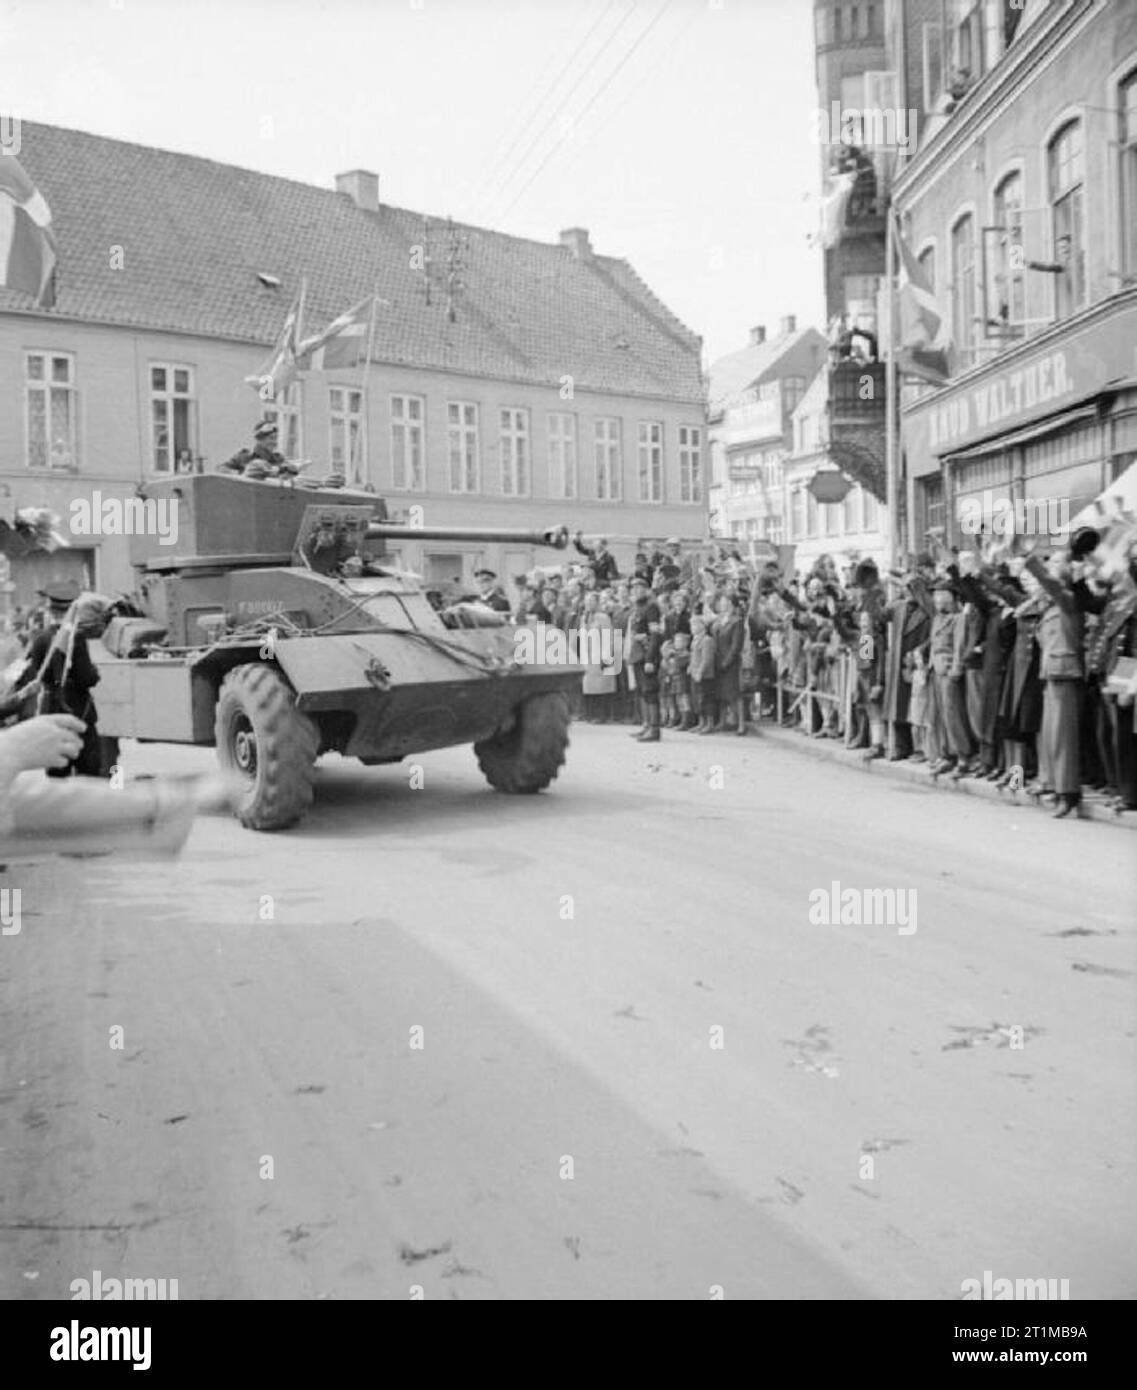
[[822, 359, 887, 501]]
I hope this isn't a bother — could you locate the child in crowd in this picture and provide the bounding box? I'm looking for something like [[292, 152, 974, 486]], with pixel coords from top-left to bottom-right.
[[689, 616, 718, 733]]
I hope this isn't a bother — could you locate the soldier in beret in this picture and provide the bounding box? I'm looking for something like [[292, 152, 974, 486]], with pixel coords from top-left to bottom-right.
[[218, 419, 299, 480]]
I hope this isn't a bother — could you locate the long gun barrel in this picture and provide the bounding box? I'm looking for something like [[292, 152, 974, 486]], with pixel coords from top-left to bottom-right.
[[365, 522, 570, 549]]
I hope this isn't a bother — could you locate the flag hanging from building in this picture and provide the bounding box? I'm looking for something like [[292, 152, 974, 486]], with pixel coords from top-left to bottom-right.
[[0, 153, 57, 307], [296, 295, 376, 372], [245, 291, 302, 399], [893, 211, 950, 385], [819, 171, 856, 250]]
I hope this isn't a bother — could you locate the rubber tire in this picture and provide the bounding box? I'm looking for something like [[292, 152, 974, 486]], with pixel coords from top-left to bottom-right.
[[475, 691, 571, 794], [214, 663, 319, 830]]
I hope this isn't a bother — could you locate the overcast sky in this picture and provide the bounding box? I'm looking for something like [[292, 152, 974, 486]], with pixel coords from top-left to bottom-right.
[[1, 0, 826, 364]]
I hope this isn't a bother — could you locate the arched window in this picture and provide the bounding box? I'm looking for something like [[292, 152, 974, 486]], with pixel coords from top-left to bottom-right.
[[1120, 70, 1137, 275], [991, 171, 1024, 337], [1048, 120, 1085, 317], [951, 213, 977, 364]]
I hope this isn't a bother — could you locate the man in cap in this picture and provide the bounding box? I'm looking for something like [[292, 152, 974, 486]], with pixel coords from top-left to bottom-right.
[[218, 419, 298, 480], [472, 568, 511, 614]]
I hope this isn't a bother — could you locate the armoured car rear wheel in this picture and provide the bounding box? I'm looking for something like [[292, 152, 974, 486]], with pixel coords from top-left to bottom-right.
[[215, 663, 319, 830], [474, 691, 571, 794]]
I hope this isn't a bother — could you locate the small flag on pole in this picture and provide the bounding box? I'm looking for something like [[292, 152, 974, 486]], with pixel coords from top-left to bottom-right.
[[297, 296, 376, 372], [893, 211, 950, 385], [245, 291, 302, 399], [0, 152, 57, 307]]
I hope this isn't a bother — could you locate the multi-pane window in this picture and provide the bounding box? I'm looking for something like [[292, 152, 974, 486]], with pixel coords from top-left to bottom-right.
[[150, 364, 195, 474], [329, 386, 366, 485], [806, 489, 819, 537], [264, 382, 302, 463], [500, 408, 529, 496], [25, 351, 77, 470], [1049, 120, 1085, 319], [447, 401, 479, 493], [990, 172, 1024, 337], [951, 214, 976, 364], [391, 394, 424, 491], [637, 421, 663, 503], [594, 418, 622, 500], [679, 424, 702, 503], [1121, 73, 1137, 275], [843, 486, 860, 533], [548, 412, 577, 499]]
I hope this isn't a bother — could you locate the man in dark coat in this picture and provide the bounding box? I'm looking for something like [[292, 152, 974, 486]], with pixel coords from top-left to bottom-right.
[[627, 576, 663, 741], [573, 535, 619, 587], [883, 555, 934, 759]]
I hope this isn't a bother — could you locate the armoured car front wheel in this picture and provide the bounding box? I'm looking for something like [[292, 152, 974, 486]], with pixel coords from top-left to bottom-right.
[[474, 691, 571, 794], [214, 663, 319, 830]]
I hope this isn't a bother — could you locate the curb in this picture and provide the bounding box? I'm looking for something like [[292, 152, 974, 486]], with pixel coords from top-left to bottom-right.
[[750, 721, 1137, 831]]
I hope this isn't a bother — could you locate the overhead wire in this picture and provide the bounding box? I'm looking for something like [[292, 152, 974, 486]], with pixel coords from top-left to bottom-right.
[[496, 0, 676, 223], [478, 0, 621, 196], [476, 0, 643, 224], [550, 0, 701, 186]]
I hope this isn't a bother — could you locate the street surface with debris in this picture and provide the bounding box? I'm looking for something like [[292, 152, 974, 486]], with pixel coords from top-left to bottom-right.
[[1, 727, 1133, 1300]]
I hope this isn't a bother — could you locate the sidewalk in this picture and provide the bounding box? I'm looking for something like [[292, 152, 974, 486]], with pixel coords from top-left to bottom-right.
[[747, 720, 1137, 832]]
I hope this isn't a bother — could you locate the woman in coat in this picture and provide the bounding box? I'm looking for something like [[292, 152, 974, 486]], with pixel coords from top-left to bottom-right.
[[580, 591, 616, 722]]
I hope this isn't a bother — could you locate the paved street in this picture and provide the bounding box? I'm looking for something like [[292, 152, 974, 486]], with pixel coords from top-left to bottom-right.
[[1, 725, 1134, 1301]]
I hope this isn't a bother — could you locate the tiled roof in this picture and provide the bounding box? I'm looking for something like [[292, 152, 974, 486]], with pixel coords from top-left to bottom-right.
[[1, 122, 704, 403], [708, 328, 824, 412]]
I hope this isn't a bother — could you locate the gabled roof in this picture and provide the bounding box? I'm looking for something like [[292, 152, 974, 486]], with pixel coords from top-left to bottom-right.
[[708, 327, 826, 413], [2, 121, 704, 403]]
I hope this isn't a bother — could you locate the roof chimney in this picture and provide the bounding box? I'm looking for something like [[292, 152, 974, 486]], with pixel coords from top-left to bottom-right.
[[780, 314, 797, 336], [750, 325, 766, 346], [336, 169, 380, 213], [560, 227, 592, 261]]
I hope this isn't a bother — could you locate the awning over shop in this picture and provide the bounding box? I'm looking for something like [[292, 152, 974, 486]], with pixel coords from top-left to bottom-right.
[[943, 404, 1102, 464]]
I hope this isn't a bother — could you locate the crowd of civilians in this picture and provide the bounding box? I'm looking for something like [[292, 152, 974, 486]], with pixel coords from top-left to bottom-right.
[[482, 521, 1137, 821]]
